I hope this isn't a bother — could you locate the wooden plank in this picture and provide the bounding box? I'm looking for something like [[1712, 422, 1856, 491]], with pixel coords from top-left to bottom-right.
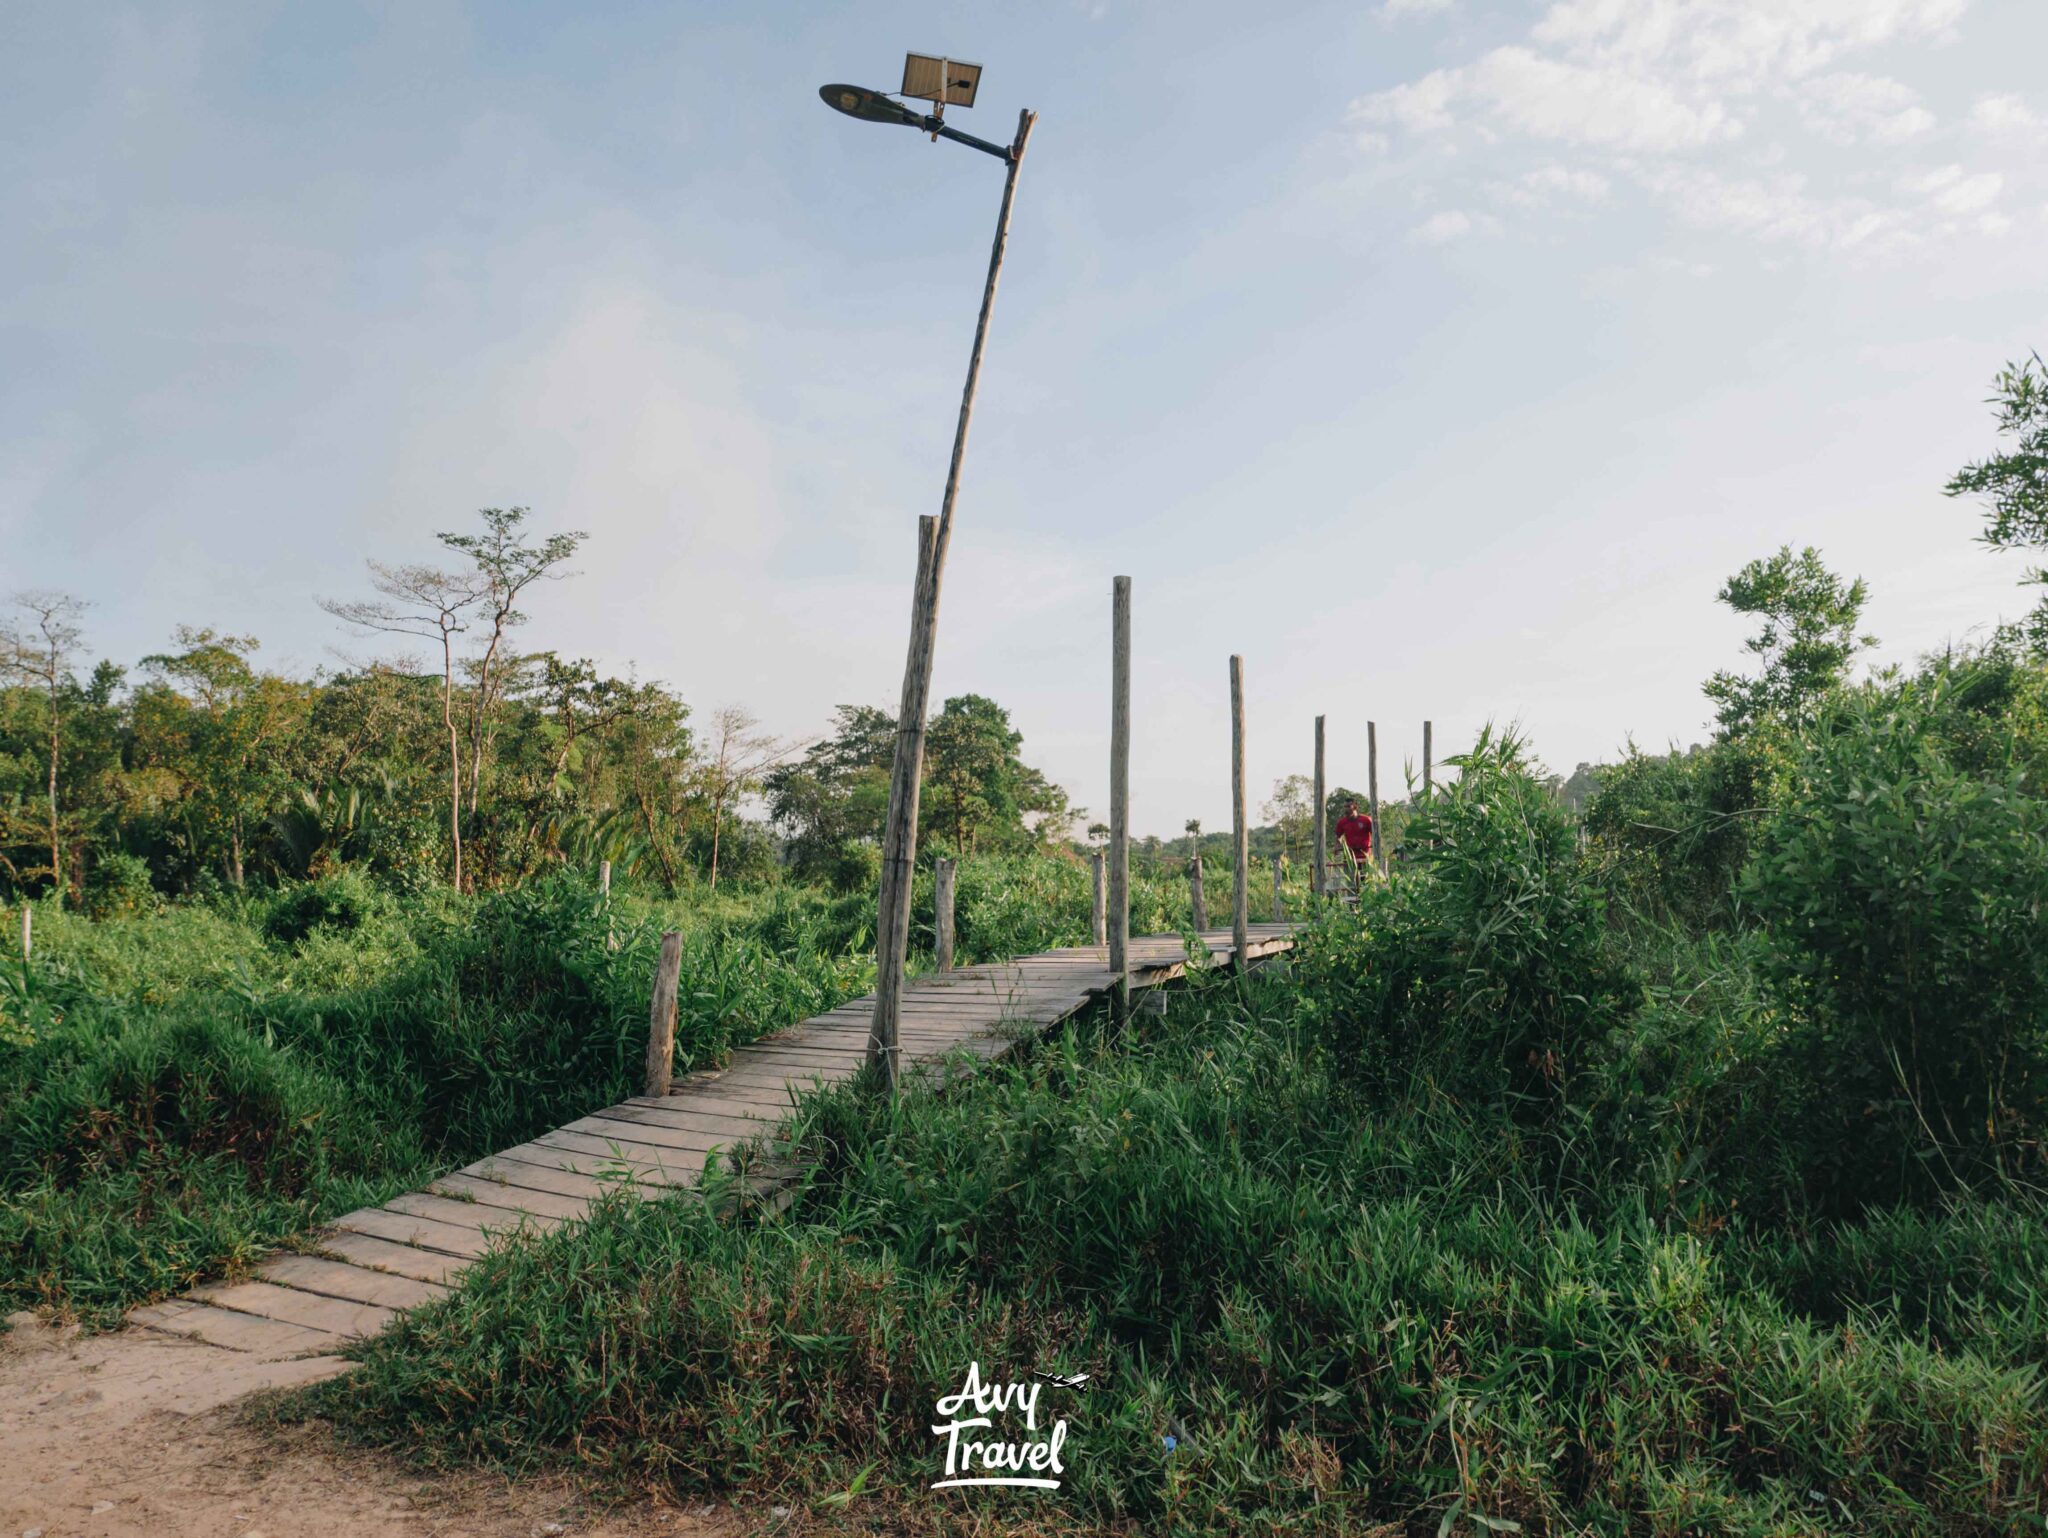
[[522, 1132, 704, 1183], [385, 1191, 564, 1237], [133, 1300, 338, 1357], [588, 1102, 775, 1136], [190, 1279, 397, 1340], [429, 1171, 595, 1223], [308, 1231, 472, 1286], [560, 1114, 741, 1155], [457, 1155, 618, 1203], [257, 1254, 451, 1311], [333, 1206, 496, 1258]]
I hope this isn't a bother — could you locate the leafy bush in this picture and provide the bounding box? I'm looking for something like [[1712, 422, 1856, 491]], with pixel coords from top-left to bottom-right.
[[1297, 728, 1638, 1111], [1746, 685, 2048, 1208], [82, 851, 157, 920], [263, 867, 390, 944], [1583, 736, 1769, 928]]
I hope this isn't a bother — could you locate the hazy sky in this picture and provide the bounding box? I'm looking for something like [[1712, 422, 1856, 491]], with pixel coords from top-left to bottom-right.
[[5, 1, 2046, 836]]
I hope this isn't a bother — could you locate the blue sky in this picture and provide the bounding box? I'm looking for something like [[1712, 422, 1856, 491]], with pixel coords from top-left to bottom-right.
[[5, 1, 2046, 835]]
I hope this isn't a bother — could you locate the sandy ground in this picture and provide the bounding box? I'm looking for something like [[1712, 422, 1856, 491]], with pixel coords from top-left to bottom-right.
[[0, 1314, 747, 1538]]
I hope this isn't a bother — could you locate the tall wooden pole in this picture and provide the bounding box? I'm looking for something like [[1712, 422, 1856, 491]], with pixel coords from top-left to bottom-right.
[[643, 931, 682, 1098], [1108, 576, 1131, 1017], [1312, 714, 1327, 899], [1188, 842, 1207, 931], [1424, 719, 1434, 801], [865, 111, 1037, 1096], [934, 857, 957, 973], [1271, 854, 1284, 923], [1368, 720, 1383, 875], [1230, 655, 1249, 968], [868, 516, 940, 1090], [1090, 851, 1107, 948]]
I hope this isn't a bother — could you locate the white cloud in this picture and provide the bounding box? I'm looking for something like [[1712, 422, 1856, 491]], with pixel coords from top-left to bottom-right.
[[1411, 209, 1474, 243], [1380, 0, 1453, 17], [1796, 72, 1934, 144], [1900, 163, 2003, 215], [1342, 0, 2035, 263], [1970, 93, 2043, 135]]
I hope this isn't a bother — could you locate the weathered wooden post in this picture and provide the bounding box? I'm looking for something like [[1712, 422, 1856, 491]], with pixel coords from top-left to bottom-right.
[[643, 930, 683, 1098], [865, 113, 1038, 1097], [1108, 576, 1131, 1019], [1230, 655, 1249, 968], [1271, 853, 1284, 923], [1368, 720, 1384, 875], [1312, 714, 1327, 900], [868, 516, 941, 1093], [599, 859, 611, 897], [18, 905, 29, 966], [1090, 851, 1107, 948], [934, 857, 957, 974], [1188, 845, 1207, 931], [1424, 719, 1434, 800]]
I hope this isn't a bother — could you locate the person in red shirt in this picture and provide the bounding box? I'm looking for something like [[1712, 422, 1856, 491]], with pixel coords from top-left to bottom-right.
[[1333, 799, 1375, 878]]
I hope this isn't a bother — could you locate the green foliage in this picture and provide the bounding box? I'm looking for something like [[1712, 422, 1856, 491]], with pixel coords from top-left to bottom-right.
[[1296, 728, 1638, 1109], [1582, 737, 1768, 928], [314, 974, 2048, 1534], [262, 867, 389, 944], [1947, 353, 2048, 634], [1745, 682, 2048, 1207], [1704, 545, 1873, 734], [82, 851, 157, 919]]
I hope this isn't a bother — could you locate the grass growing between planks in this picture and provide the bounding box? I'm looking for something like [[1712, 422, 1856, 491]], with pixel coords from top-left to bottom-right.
[[303, 961, 2048, 1535]]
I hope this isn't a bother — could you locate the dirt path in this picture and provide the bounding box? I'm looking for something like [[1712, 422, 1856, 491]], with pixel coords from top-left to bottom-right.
[[0, 1315, 742, 1538]]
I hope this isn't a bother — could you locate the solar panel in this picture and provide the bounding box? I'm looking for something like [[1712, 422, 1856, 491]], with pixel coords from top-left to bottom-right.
[[901, 53, 982, 108]]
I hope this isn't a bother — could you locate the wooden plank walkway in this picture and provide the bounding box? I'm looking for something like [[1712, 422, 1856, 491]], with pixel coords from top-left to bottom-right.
[[130, 923, 1295, 1359]]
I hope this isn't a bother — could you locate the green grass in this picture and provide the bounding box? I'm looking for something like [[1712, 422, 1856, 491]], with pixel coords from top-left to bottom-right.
[[0, 855, 1188, 1325], [305, 964, 2048, 1534]]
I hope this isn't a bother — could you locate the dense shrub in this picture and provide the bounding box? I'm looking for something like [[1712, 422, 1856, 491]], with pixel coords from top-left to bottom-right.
[[1583, 735, 1769, 928], [263, 867, 390, 944], [1297, 729, 1638, 1111], [1747, 685, 2048, 1208], [82, 851, 157, 920]]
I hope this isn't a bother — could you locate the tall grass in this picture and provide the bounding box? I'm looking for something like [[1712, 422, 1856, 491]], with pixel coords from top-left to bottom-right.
[[313, 968, 2048, 1533]]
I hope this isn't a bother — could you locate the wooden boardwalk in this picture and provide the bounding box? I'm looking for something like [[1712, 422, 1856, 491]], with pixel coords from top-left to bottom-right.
[[130, 923, 1295, 1359]]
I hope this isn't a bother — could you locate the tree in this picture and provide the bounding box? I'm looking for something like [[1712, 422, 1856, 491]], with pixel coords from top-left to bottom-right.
[[1947, 352, 2048, 650], [696, 705, 789, 890], [924, 694, 1023, 856], [137, 627, 308, 886], [322, 563, 488, 889], [1263, 774, 1314, 862], [765, 705, 898, 884], [0, 591, 87, 904], [1703, 546, 1872, 735], [436, 507, 585, 819]]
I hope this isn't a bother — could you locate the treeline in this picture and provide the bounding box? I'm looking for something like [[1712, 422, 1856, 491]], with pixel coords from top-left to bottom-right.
[[0, 507, 1076, 907]]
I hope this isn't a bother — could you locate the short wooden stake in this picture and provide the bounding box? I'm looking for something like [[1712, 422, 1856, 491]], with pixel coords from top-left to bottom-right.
[[1189, 849, 1207, 931], [1368, 720, 1384, 875], [1108, 577, 1131, 1019], [934, 857, 957, 973], [1312, 714, 1327, 899], [1230, 655, 1249, 968], [599, 859, 611, 897], [1271, 853, 1284, 923], [643, 930, 683, 1098], [599, 859, 616, 951], [1090, 850, 1107, 948]]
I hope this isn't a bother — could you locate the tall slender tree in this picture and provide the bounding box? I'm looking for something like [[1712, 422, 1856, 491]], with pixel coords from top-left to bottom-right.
[[1, 591, 87, 905], [321, 564, 487, 889]]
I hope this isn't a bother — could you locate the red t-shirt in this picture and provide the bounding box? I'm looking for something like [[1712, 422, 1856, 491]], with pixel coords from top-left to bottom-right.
[[1334, 813, 1373, 857]]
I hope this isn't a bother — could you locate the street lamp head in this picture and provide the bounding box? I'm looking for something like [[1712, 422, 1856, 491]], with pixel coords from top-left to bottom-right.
[[818, 83, 923, 127]]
